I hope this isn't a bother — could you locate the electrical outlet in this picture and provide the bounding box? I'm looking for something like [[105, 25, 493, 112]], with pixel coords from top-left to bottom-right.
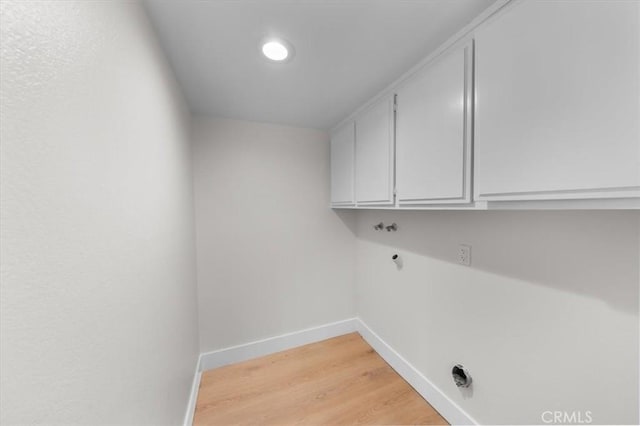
[[458, 244, 471, 266]]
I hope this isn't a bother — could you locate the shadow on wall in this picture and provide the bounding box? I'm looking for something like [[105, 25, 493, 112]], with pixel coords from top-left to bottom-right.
[[333, 209, 358, 236], [354, 210, 640, 315]]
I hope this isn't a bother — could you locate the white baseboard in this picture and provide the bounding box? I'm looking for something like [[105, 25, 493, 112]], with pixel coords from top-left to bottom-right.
[[356, 318, 477, 425], [183, 359, 202, 426], [198, 318, 358, 372], [184, 318, 358, 425], [184, 317, 474, 426]]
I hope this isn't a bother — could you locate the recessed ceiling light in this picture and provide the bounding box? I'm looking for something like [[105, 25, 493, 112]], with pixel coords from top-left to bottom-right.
[[261, 38, 294, 63]]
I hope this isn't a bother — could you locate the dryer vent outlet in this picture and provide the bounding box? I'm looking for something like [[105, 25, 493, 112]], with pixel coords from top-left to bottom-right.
[[452, 364, 472, 388]]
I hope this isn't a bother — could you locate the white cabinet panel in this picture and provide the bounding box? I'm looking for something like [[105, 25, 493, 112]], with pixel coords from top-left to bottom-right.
[[475, 0, 640, 201], [330, 122, 355, 205], [355, 96, 395, 205], [396, 42, 472, 204]]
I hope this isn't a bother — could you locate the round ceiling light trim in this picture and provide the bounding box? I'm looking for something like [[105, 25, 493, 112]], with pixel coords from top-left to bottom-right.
[[260, 38, 295, 63]]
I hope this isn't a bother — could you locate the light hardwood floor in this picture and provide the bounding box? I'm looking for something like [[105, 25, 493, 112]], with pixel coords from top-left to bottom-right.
[[194, 332, 448, 425]]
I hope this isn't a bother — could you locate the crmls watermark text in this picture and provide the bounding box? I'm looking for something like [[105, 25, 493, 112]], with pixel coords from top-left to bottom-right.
[[541, 411, 593, 424]]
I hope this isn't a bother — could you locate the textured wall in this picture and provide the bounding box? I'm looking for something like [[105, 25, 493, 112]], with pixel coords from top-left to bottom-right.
[[192, 117, 356, 352], [0, 1, 199, 424], [355, 210, 639, 425]]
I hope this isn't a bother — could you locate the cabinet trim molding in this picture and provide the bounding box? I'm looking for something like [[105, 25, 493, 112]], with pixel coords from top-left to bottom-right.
[[477, 186, 640, 202]]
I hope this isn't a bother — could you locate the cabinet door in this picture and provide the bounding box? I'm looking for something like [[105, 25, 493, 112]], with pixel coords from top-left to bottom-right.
[[355, 96, 395, 205], [330, 122, 355, 206], [475, 0, 640, 201], [396, 42, 472, 204]]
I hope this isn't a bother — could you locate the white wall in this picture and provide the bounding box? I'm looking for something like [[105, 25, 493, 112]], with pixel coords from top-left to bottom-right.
[[192, 117, 356, 352], [355, 210, 639, 425], [0, 1, 199, 425]]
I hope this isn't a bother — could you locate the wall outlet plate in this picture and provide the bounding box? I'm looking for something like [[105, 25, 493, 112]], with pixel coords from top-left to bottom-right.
[[458, 244, 471, 266]]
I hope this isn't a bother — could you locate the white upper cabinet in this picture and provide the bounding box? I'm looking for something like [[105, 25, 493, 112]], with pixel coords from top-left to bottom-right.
[[330, 0, 639, 210], [330, 122, 355, 205], [355, 96, 395, 205], [396, 41, 473, 205], [474, 0, 640, 201]]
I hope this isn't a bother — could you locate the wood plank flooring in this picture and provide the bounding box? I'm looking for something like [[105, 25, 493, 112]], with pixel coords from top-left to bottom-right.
[[193, 333, 448, 425]]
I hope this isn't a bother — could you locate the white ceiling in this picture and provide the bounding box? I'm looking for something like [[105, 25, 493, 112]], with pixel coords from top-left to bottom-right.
[[145, 0, 495, 129]]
